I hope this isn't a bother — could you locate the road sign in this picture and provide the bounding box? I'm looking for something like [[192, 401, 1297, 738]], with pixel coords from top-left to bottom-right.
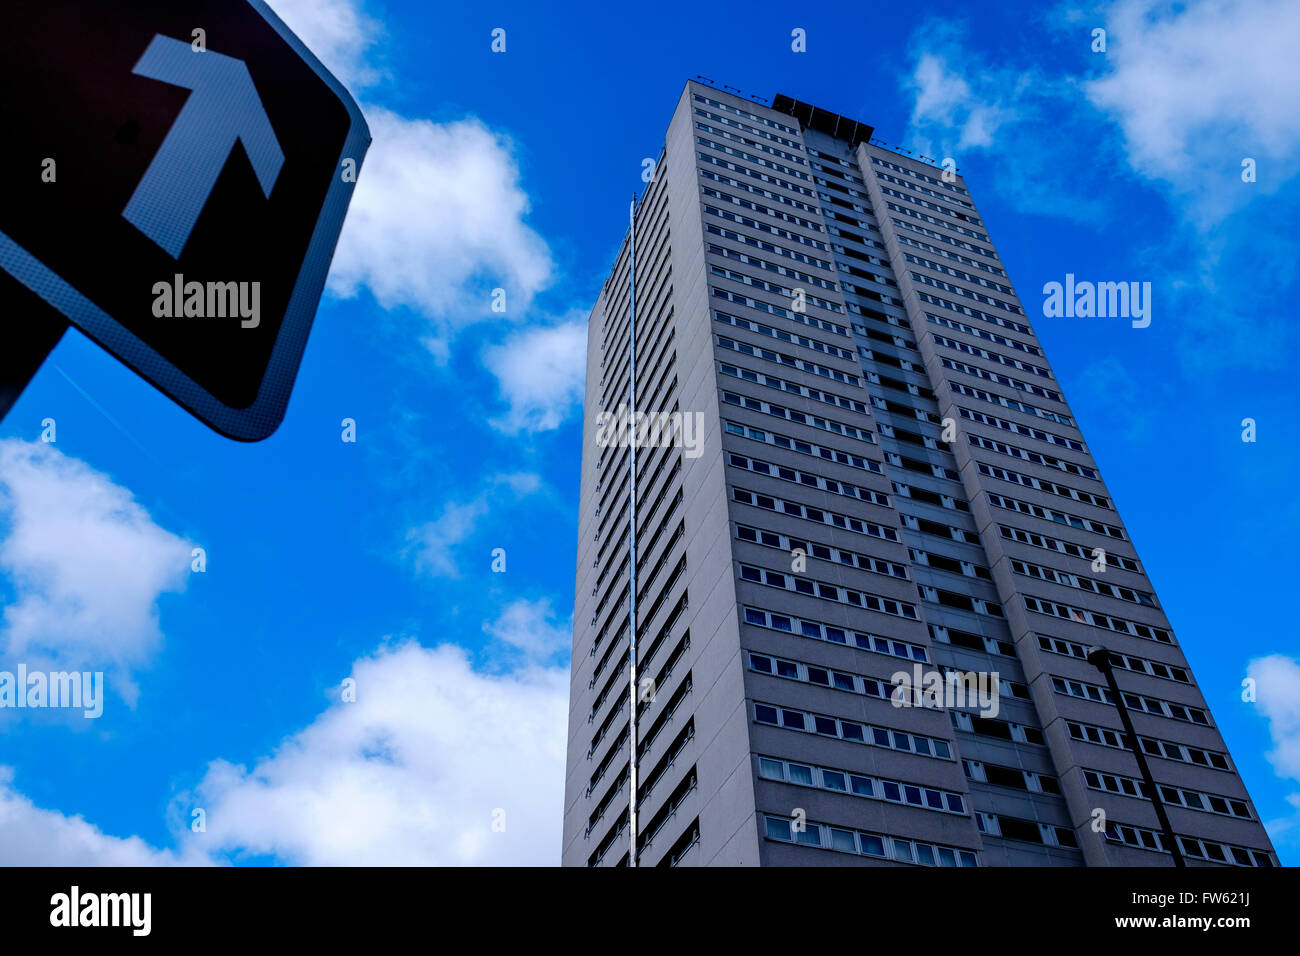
[[0, 0, 370, 440]]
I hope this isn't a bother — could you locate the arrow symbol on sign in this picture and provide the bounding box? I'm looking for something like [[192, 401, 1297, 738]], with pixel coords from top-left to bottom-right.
[[123, 35, 284, 258]]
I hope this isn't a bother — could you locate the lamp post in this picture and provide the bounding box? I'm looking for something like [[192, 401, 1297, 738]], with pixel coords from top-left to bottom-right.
[[1087, 646, 1185, 867]]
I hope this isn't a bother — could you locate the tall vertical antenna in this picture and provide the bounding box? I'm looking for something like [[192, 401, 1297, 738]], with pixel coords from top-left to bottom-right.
[[625, 195, 641, 868]]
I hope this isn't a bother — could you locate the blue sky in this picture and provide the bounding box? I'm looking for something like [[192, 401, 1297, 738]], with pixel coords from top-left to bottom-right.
[[1, 0, 1297, 865]]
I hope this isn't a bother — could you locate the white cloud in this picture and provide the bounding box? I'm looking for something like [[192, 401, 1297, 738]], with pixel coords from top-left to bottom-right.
[[483, 315, 588, 434], [1248, 655, 1300, 781], [0, 766, 187, 865], [266, 0, 386, 92], [405, 473, 542, 578], [179, 639, 567, 865], [1246, 654, 1300, 847], [483, 598, 572, 664], [901, 7, 1300, 373], [328, 108, 554, 352], [2, 603, 572, 866], [1086, 0, 1300, 222], [0, 441, 191, 705], [907, 51, 1014, 151], [901, 22, 1114, 224], [267, 0, 555, 355]]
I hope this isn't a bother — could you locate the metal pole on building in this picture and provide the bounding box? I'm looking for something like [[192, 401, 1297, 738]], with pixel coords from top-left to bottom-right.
[[1087, 646, 1186, 866], [625, 195, 640, 868]]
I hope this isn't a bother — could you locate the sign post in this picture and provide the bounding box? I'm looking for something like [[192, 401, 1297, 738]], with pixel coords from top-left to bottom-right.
[[0, 0, 370, 440]]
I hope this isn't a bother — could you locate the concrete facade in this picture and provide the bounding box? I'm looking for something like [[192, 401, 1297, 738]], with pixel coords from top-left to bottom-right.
[[562, 80, 1277, 868]]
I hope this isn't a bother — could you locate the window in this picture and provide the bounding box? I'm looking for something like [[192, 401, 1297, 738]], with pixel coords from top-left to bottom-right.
[[795, 826, 821, 847], [788, 763, 814, 786], [830, 828, 857, 852]]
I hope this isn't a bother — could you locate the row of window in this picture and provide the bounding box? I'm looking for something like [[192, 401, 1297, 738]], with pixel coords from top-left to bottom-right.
[[876, 170, 976, 209], [890, 479, 969, 516], [972, 436, 1098, 486], [885, 201, 988, 245], [704, 204, 829, 251], [719, 361, 868, 415], [1025, 594, 1173, 645], [904, 252, 1012, 294], [697, 135, 810, 184], [762, 814, 980, 866], [701, 167, 818, 214], [1104, 821, 1272, 867], [740, 562, 919, 621], [878, 186, 986, 238], [975, 812, 1079, 850], [752, 652, 895, 701], [916, 583, 1004, 619], [950, 381, 1071, 426], [834, 245, 888, 272], [716, 333, 861, 386], [714, 309, 853, 360], [978, 461, 1110, 510], [726, 443, 887, 503], [721, 424, 873, 489], [705, 223, 832, 271], [871, 155, 969, 196], [753, 700, 955, 760], [887, 449, 960, 485], [708, 243, 837, 292], [712, 269, 844, 318], [932, 332, 1053, 381], [940, 356, 1062, 403], [908, 546, 988, 580], [1013, 558, 1156, 608], [857, 344, 922, 377], [931, 623, 1017, 659], [963, 758, 1062, 796], [889, 214, 994, 259], [870, 366, 936, 402], [694, 105, 804, 149], [842, 264, 898, 294], [1065, 718, 1231, 771], [743, 606, 927, 660], [818, 189, 868, 215], [895, 231, 1004, 276], [1051, 675, 1209, 726], [998, 523, 1141, 573], [757, 755, 967, 814], [701, 185, 823, 232], [913, 272, 1021, 317], [1038, 634, 1187, 684], [960, 405, 1084, 452], [736, 523, 908, 580], [941, 664, 1026, 703], [987, 491, 1118, 537], [899, 510, 979, 546], [732, 486, 898, 541], [693, 93, 799, 136], [699, 150, 817, 199], [722, 391, 874, 444], [1083, 767, 1251, 819], [860, 335, 915, 361], [808, 147, 863, 176], [951, 710, 1047, 746], [695, 120, 805, 165]]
